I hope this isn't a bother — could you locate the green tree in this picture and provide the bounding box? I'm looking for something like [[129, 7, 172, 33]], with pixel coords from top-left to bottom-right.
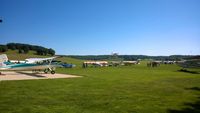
[[48, 48, 55, 56], [22, 46, 29, 54], [7, 43, 16, 50], [18, 49, 23, 54], [0, 45, 8, 52]]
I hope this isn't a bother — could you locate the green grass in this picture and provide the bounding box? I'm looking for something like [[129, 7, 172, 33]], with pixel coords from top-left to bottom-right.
[[0, 51, 200, 112], [0, 60, 200, 113]]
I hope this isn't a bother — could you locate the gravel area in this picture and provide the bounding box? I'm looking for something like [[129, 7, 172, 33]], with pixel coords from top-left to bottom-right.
[[0, 71, 81, 81]]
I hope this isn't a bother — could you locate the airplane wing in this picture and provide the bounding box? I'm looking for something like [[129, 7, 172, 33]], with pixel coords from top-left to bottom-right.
[[25, 56, 58, 63]]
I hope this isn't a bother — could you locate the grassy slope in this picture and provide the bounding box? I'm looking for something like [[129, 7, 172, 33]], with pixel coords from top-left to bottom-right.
[[0, 50, 49, 60], [0, 59, 200, 113]]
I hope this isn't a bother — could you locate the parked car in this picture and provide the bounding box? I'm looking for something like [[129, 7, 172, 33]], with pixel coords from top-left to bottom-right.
[[61, 63, 76, 68]]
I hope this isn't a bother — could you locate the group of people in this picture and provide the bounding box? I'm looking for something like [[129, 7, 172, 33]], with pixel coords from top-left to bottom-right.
[[147, 61, 161, 67]]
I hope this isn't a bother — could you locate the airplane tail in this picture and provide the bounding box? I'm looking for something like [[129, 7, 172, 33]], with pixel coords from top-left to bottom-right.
[[0, 54, 8, 67]]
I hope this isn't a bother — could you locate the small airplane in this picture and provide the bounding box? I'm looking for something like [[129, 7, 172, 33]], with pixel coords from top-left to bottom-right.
[[0, 54, 61, 75], [83, 61, 108, 68]]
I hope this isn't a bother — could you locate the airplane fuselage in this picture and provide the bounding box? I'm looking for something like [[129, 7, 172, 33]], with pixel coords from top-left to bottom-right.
[[0, 63, 57, 71]]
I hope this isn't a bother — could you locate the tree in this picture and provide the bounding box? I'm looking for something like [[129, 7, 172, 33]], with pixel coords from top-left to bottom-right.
[[7, 43, 16, 50], [0, 45, 8, 52], [2, 43, 56, 56], [22, 46, 29, 54], [18, 49, 23, 54], [36, 49, 43, 55], [48, 48, 55, 56], [43, 49, 48, 56]]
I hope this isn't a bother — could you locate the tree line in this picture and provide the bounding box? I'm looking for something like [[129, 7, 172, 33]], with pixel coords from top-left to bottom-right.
[[67, 55, 197, 61], [0, 43, 55, 56]]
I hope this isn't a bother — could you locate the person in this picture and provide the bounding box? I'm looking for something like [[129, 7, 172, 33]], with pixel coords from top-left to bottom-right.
[[82, 63, 86, 68]]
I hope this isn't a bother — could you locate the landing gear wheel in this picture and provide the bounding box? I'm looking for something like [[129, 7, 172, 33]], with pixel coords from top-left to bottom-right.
[[51, 71, 55, 74], [44, 69, 49, 74]]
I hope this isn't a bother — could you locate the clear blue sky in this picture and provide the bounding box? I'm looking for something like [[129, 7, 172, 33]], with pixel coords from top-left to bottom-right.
[[0, 0, 200, 55]]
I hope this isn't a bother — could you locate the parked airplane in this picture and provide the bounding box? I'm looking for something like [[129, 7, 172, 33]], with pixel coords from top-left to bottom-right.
[[123, 61, 140, 66], [82, 61, 108, 68], [0, 54, 61, 75]]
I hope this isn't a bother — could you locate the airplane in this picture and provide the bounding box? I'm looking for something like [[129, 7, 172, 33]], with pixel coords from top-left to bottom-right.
[[0, 54, 61, 75], [82, 61, 108, 68], [123, 61, 140, 65]]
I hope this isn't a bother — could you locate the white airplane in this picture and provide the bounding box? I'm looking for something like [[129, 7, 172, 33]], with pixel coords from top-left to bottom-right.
[[0, 54, 61, 75], [83, 61, 108, 67]]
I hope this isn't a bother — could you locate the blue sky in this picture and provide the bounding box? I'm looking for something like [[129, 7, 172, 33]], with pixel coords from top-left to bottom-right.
[[0, 0, 200, 55]]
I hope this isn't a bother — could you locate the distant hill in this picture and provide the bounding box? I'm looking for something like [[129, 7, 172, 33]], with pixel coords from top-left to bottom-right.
[[67, 55, 199, 61], [0, 43, 55, 56]]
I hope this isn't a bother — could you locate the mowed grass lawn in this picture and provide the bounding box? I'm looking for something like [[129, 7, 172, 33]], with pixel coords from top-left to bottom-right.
[[0, 62, 200, 113]]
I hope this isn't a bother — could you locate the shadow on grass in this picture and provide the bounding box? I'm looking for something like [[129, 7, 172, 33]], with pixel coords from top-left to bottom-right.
[[168, 87, 200, 113], [177, 69, 200, 74], [17, 72, 45, 78], [185, 87, 200, 91]]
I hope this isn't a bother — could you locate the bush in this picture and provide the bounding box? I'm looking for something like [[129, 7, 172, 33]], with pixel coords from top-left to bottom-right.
[[0, 45, 8, 52]]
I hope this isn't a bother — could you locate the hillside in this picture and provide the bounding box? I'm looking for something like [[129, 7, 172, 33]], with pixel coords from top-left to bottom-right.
[[0, 50, 50, 60], [0, 43, 55, 56]]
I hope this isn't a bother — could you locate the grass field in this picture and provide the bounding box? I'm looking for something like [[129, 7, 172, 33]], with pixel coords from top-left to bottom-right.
[[0, 61, 200, 113], [0, 51, 200, 113]]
